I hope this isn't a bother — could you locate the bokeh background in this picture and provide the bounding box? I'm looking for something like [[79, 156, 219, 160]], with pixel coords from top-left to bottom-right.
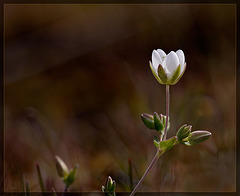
[[4, 4, 236, 192]]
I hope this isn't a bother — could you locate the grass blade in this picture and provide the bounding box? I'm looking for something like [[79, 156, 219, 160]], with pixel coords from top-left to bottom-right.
[[128, 158, 133, 191], [36, 163, 45, 192]]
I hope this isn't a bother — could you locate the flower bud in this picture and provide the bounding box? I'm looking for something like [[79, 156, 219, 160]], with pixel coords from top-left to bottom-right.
[[141, 113, 155, 130], [160, 114, 170, 132], [102, 176, 116, 195], [106, 176, 114, 190], [185, 131, 211, 146], [55, 155, 69, 178], [150, 49, 186, 85], [154, 112, 164, 133], [176, 124, 191, 142]]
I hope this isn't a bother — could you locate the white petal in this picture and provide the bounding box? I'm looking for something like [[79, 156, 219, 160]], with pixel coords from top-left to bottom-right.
[[176, 49, 185, 74], [157, 49, 166, 59], [149, 61, 158, 76], [152, 50, 162, 70], [161, 59, 170, 77], [165, 51, 180, 76]]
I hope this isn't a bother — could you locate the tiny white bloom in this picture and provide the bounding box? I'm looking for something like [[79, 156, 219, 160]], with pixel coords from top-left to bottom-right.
[[149, 49, 186, 85]]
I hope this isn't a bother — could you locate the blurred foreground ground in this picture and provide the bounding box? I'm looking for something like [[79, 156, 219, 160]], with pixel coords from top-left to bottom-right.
[[4, 4, 236, 192]]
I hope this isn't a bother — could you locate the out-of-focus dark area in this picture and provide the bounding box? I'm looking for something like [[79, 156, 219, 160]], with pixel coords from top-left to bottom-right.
[[4, 4, 235, 192]]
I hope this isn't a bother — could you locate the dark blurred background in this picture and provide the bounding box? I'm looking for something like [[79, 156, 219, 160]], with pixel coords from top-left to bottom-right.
[[4, 4, 235, 192]]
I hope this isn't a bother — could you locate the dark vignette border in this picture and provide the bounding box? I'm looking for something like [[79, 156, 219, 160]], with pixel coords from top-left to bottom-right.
[[0, 0, 238, 195]]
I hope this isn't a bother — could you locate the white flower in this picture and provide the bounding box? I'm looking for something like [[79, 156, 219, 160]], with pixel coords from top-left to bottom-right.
[[149, 49, 186, 85]]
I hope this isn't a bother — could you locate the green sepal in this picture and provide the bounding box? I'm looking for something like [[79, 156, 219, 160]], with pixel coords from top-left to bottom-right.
[[184, 131, 211, 146], [157, 63, 168, 84], [169, 64, 181, 85], [176, 124, 191, 143], [109, 181, 116, 192], [154, 112, 164, 133], [161, 114, 170, 132], [141, 113, 155, 130], [171, 63, 187, 85], [63, 164, 79, 188], [153, 135, 160, 147], [149, 61, 165, 84], [159, 136, 177, 152]]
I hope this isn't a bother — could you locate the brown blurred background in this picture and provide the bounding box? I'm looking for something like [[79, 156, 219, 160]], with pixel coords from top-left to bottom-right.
[[4, 4, 236, 192]]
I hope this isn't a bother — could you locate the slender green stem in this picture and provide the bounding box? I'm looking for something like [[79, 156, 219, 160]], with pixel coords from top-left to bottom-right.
[[163, 85, 170, 140], [128, 158, 134, 191], [25, 181, 30, 196], [63, 186, 69, 196], [129, 149, 162, 196], [129, 85, 170, 195], [36, 163, 45, 192]]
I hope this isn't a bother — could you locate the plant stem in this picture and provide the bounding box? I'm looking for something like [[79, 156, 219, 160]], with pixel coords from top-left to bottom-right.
[[36, 163, 45, 192], [128, 158, 134, 191], [163, 85, 170, 140], [129, 85, 170, 195], [129, 149, 162, 196], [63, 186, 69, 196]]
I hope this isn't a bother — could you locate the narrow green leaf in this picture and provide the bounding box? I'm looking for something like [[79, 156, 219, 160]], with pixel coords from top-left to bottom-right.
[[109, 181, 116, 192], [36, 163, 45, 192], [64, 164, 79, 188], [169, 64, 181, 85], [153, 139, 160, 148], [128, 158, 133, 191], [26, 181, 30, 196], [159, 136, 177, 152]]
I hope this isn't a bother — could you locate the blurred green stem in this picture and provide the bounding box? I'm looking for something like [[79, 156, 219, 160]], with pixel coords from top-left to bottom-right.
[[36, 163, 45, 192], [128, 158, 133, 191], [130, 85, 170, 196], [163, 85, 170, 140], [129, 149, 163, 196]]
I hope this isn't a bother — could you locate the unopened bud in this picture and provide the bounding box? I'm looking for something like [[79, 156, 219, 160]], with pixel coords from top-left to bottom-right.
[[185, 131, 211, 146], [153, 112, 164, 133], [55, 155, 69, 178], [176, 124, 191, 142], [141, 113, 155, 129]]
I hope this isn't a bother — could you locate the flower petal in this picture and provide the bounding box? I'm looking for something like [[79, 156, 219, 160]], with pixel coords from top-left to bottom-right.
[[157, 49, 166, 60], [176, 49, 185, 74], [152, 50, 162, 70], [165, 51, 180, 76], [149, 61, 164, 84]]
